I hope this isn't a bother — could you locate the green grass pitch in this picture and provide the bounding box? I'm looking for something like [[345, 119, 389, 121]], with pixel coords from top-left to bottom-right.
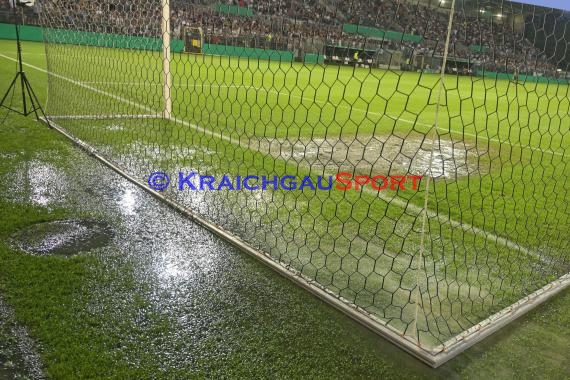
[[1, 39, 568, 347]]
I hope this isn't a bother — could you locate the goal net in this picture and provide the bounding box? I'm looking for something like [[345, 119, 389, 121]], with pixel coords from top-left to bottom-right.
[[37, 0, 569, 366]]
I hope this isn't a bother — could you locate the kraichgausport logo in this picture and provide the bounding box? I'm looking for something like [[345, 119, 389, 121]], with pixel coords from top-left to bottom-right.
[[148, 172, 422, 192]]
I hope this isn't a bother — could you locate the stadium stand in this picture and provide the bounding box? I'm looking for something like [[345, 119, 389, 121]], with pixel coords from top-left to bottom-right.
[[0, 0, 562, 77]]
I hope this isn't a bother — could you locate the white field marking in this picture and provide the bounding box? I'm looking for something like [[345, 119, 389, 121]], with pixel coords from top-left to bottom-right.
[[81, 81, 161, 85], [49, 114, 162, 120], [82, 78, 568, 158], [184, 82, 567, 158], [57, 79, 570, 162], [64, 78, 566, 159], [41, 50, 570, 103], [0, 52, 543, 259], [4, 50, 565, 162]]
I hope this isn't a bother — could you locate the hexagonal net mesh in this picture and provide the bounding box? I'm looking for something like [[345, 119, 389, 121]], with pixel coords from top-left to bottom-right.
[[33, 0, 569, 365]]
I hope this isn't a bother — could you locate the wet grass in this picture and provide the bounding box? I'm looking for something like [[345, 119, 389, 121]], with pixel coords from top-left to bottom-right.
[[44, 117, 552, 341], [44, 118, 565, 343], [37, 42, 570, 145], [0, 40, 569, 379], [2, 41, 567, 253], [1, 40, 567, 346], [0, 110, 425, 379]]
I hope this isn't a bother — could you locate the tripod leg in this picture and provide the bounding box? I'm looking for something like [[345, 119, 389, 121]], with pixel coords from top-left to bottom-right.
[[22, 76, 38, 116], [23, 74, 50, 127], [20, 69, 28, 115], [0, 73, 20, 108], [24, 80, 39, 119]]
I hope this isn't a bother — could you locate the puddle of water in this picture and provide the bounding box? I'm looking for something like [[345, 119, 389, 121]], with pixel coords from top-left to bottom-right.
[[128, 141, 215, 161], [11, 219, 113, 256], [258, 134, 486, 179], [0, 363, 17, 380], [4, 125, 556, 377], [0, 296, 44, 380], [0, 153, 17, 160], [3, 159, 69, 207]]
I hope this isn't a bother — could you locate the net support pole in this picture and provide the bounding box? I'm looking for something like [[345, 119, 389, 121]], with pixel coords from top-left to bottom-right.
[[161, 0, 172, 119], [411, 0, 456, 342]]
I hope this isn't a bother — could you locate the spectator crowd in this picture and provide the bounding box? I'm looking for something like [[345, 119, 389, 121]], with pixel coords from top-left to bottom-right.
[[0, 0, 562, 76]]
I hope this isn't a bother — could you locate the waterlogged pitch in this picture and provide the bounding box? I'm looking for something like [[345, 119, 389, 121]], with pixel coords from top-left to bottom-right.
[[3, 39, 567, 355]]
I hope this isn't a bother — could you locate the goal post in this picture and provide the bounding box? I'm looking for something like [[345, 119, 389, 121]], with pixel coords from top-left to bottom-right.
[[161, 0, 172, 119]]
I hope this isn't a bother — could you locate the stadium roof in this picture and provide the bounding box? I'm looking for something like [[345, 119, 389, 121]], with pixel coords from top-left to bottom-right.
[[459, 0, 567, 15], [407, 0, 570, 14], [409, 0, 566, 16], [510, 0, 570, 12]]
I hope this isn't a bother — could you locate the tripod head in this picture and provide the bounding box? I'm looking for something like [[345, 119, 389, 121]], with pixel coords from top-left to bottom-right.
[[14, 0, 36, 7], [8, 0, 35, 29]]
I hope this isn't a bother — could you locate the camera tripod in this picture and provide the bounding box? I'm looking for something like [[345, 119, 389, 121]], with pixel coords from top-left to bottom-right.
[[0, 2, 49, 125]]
